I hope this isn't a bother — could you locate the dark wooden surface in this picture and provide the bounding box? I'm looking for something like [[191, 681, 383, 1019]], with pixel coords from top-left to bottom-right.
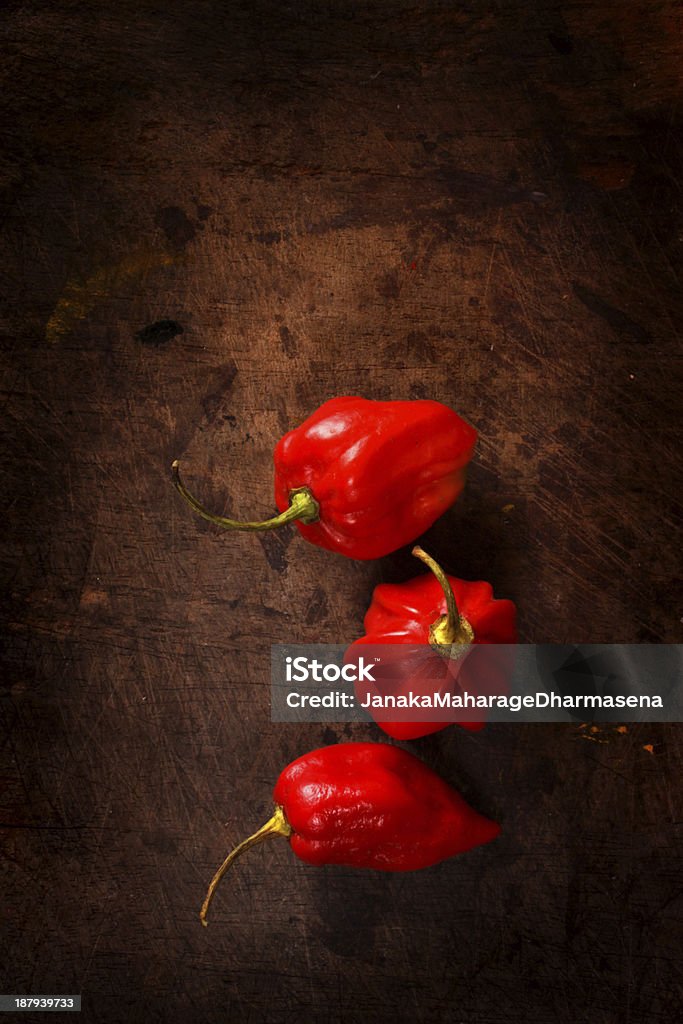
[[2, 2, 682, 1021]]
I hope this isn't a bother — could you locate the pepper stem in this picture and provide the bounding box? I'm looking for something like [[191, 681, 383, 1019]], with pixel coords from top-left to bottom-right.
[[200, 805, 292, 927], [412, 546, 474, 653], [172, 461, 319, 532]]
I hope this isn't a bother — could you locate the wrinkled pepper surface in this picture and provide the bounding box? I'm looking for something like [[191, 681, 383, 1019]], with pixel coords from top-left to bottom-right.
[[347, 547, 517, 740], [173, 396, 477, 559], [200, 742, 499, 925]]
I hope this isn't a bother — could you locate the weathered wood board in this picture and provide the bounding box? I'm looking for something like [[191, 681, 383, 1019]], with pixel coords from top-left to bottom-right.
[[1, 2, 681, 1021]]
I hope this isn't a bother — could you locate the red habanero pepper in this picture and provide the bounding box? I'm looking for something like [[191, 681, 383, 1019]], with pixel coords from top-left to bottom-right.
[[347, 547, 517, 741], [199, 742, 499, 925], [172, 396, 476, 560]]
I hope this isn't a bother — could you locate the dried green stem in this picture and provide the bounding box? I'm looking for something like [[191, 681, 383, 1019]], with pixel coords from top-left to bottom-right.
[[172, 461, 319, 532], [200, 806, 292, 927], [412, 545, 474, 652]]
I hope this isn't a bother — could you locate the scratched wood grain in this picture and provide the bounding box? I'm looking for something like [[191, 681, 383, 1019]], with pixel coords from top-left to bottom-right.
[[1, 1, 682, 1022]]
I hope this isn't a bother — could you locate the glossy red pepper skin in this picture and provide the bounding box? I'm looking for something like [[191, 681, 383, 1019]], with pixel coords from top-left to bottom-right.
[[273, 397, 477, 559], [199, 742, 500, 924], [349, 573, 517, 740], [276, 742, 500, 870]]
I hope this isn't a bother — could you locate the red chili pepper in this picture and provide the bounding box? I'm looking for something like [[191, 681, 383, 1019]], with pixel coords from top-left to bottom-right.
[[172, 396, 476, 560], [199, 741, 499, 925], [347, 546, 517, 740]]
